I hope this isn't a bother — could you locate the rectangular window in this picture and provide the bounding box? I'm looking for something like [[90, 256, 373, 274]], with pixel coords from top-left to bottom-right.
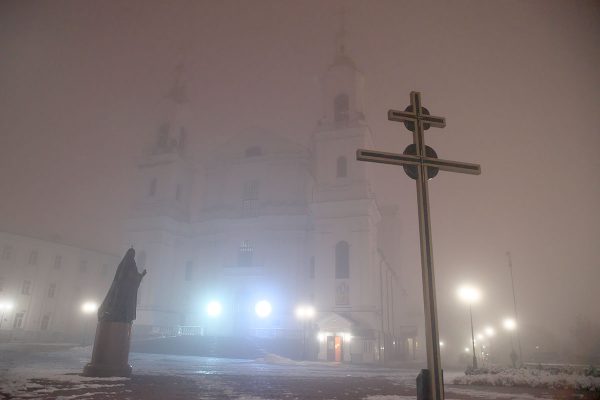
[[13, 312, 24, 329], [28, 250, 38, 265], [21, 280, 31, 295], [79, 260, 87, 273], [41, 314, 50, 331], [2, 245, 13, 261], [238, 240, 253, 266], [184, 261, 193, 281], [53, 255, 62, 269], [241, 181, 259, 217], [48, 283, 56, 298]]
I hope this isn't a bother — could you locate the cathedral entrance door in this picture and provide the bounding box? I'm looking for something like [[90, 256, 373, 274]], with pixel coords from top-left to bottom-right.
[[233, 289, 251, 336], [326, 335, 343, 362]]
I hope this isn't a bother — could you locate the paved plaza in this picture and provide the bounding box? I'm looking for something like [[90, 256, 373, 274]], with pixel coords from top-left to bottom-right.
[[1, 344, 596, 399]]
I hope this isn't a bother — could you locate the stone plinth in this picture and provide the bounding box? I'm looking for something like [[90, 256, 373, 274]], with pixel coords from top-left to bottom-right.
[[83, 321, 132, 377]]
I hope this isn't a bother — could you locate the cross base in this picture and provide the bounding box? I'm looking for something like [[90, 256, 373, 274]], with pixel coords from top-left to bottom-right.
[[417, 369, 445, 400]]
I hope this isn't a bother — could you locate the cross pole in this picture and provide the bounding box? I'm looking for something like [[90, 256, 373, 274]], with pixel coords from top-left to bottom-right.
[[357, 91, 481, 400]]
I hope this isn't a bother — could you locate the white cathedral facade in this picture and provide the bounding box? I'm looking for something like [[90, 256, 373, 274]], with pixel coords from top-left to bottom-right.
[[125, 44, 418, 363]]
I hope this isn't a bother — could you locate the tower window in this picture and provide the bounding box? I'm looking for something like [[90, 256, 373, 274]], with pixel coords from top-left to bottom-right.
[[336, 156, 347, 178], [238, 240, 253, 266], [245, 146, 262, 157], [149, 178, 157, 197], [334, 94, 350, 123], [335, 241, 350, 279]]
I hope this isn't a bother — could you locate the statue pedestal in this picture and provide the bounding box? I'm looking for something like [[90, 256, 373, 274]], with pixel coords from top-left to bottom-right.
[[83, 321, 133, 377]]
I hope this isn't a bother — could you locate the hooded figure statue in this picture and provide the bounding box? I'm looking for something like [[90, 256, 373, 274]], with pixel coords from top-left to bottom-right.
[[98, 248, 146, 323]]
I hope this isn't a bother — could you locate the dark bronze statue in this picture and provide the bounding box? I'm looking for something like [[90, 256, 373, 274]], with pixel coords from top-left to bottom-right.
[[98, 248, 146, 323]]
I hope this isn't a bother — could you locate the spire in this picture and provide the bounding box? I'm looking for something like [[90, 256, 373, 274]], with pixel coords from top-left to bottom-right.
[[332, 7, 355, 68], [335, 6, 347, 56]]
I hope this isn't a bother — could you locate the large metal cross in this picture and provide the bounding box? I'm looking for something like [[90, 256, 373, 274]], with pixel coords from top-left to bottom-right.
[[357, 91, 481, 400]]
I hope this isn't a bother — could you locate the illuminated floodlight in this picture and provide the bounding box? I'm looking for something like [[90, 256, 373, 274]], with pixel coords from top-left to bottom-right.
[[439, 341, 445, 347], [81, 301, 98, 314], [206, 301, 222, 317], [342, 332, 352, 342], [0, 301, 14, 311], [477, 333, 484, 340], [295, 305, 315, 320], [485, 326, 495, 337], [464, 347, 470, 353], [255, 300, 272, 318], [317, 332, 326, 342], [457, 285, 481, 303], [503, 318, 517, 331]]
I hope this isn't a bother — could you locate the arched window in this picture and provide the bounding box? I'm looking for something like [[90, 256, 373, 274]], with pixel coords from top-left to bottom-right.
[[148, 178, 157, 197], [245, 146, 262, 157], [336, 156, 347, 178], [334, 94, 349, 123], [335, 241, 350, 279]]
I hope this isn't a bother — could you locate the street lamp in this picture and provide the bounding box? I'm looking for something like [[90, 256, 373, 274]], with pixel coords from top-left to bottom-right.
[[485, 326, 495, 364], [255, 300, 272, 319], [458, 285, 481, 369], [206, 301, 222, 317], [503, 317, 518, 368], [0, 300, 14, 330], [295, 304, 316, 360]]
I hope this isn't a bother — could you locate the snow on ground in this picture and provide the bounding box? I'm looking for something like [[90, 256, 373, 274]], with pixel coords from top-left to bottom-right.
[[452, 366, 600, 392], [1, 343, 589, 399]]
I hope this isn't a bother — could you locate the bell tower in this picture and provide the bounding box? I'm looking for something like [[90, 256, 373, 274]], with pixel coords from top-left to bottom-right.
[[310, 18, 381, 347], [125, 64, 196, 329], [132, 64, 194, 222]]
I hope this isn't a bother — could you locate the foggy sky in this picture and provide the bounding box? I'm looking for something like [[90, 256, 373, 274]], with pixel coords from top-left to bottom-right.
[[1, 0, 599, 348]]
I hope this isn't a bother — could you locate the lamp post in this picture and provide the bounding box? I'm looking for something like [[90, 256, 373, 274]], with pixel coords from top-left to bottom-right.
[[81, 301, 98, 346], [503, 317, 518, 368], [295, 305, 315, 360], [485, 326, 495, 364], [458, 285, 481, 369]]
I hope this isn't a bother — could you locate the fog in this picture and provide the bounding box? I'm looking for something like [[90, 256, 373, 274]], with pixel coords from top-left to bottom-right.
[[0, 0, 598, 362]]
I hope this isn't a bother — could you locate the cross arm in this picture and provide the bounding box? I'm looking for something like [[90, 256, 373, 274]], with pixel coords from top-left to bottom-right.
[[356, 149, 481, 175], [388, 110, 446, 128]]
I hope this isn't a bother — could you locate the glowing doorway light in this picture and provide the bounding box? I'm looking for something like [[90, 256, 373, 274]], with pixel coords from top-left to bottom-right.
[[255, 300, 272, 318], [206, 301, 222, 317]]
